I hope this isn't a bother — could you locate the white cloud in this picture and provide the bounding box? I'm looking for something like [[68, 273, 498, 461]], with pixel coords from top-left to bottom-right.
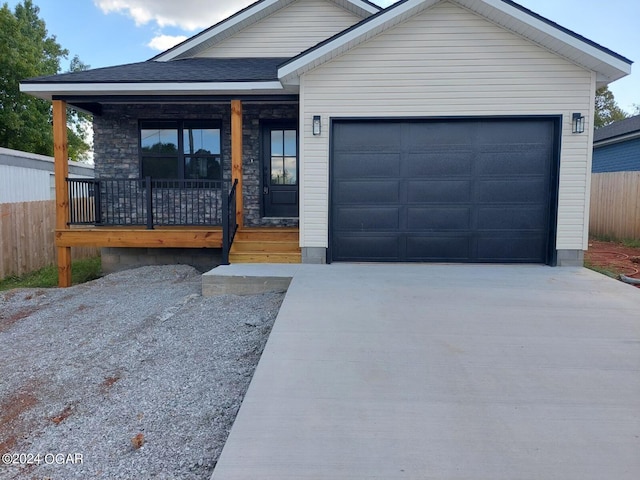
[[147, 34, 188, 51], [95, 0, 254, 31]]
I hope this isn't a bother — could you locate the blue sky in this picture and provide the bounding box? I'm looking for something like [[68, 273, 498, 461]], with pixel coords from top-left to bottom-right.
[[7, 0, 640, 112]]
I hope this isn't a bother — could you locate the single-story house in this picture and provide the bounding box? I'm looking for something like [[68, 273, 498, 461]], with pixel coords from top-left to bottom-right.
[[19, 0, 632, 286], [0, 147, 94, 204], [593, 115, 640, 172]]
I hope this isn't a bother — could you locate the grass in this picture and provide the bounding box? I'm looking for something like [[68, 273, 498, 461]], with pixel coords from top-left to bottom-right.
[[0, 257, 102, 291], [590, 234, 640, 249], [583, 260, 619, 279]]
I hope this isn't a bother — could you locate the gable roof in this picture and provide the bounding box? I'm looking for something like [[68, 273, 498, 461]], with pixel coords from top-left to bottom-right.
[[278, 0, 632, 85], [594, 115, 640, 146], [153, 0, 380, 62]]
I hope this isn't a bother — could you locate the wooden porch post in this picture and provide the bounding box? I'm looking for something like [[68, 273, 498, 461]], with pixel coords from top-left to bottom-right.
[[231, 99, 243, 228], [53, 100, 72, 287]]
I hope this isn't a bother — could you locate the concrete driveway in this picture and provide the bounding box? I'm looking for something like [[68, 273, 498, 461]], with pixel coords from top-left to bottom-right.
[[211, 264, 640, 480]]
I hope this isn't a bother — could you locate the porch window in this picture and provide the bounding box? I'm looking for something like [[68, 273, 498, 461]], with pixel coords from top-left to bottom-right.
[[140, 120, 222, 181]]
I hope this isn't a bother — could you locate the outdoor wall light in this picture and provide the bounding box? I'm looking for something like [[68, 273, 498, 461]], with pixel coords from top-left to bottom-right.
[[572, 112, 585, 134], [312, 115, 321, 135]]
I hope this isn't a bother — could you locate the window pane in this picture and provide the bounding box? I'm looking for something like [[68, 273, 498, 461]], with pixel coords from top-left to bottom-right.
[[283, 156, 297, 184], [271, 157, 296, 185], [142, 157, 179, 179], [141, 129, 178, 153], [184, 128, 220, 155], [271, 157, 284, 185], [284, 130, 296, 156], [271, 130, 284, 156], [185, 156, 221, 180]]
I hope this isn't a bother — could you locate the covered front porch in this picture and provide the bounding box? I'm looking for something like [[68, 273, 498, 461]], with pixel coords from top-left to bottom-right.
[[51, 97, 301, 287]]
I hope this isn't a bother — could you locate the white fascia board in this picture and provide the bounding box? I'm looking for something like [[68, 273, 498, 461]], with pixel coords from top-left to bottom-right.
[[278, 0, 435, 81], [336, 0, 380, 15], [594, 132, 640, 148], [20, 81, 285, 99], [154, 0, 284, 61], [466, 0, 631, 77]]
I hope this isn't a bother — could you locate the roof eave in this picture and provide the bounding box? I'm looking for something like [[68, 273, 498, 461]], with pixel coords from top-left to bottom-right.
[[594, 131, 640, 148], [19, 81, 287, 101]]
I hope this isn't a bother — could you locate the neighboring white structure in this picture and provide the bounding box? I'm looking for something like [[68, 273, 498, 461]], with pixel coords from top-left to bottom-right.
[[0, 147, 94, 204]]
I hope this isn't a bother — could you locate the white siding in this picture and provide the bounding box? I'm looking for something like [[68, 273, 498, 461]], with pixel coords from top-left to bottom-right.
[[0, 164, 52, 203], [196, 0, 361, 58], [0, 148, 94, 203], [299, 0, 594, 251]]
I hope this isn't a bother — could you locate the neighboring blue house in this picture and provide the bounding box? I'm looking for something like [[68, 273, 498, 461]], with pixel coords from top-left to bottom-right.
[[593, 115, 640, 172]]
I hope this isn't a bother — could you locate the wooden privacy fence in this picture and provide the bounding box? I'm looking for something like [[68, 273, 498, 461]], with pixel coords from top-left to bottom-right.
[[590, 172, 640, 240], [0, 200, 98, 280]]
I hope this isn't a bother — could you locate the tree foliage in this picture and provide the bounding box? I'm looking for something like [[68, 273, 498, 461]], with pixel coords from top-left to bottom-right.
[[0, 0, 90, 160], [594, 86, 628, 128]]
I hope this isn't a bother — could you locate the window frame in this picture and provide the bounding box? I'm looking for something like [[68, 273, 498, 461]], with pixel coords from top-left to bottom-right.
[[138, 119, 223, 181]]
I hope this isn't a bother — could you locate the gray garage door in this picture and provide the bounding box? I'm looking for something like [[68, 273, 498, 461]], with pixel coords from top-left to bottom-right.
[[330, 118, 558, 263]]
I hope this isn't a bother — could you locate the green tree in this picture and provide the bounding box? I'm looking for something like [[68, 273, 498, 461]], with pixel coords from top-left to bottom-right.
[[595, 86, 628, 128], [0, 0, 90, 160]]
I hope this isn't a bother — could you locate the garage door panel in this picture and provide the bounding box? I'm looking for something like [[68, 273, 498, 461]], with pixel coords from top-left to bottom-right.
[[333, 235, 400, 260], [408, 180, 472, 203], [334, 180, 400, 204], [405, 152, 473, 176], [333, 153, 401, 178], [405, 122, 475, 147], [477, 206, 547, 230], [407, 207, 471, 230], [335, 207, 400, 230], [476, 179, 548, 203], [406, 236, 471, 261], [333, 123, 402, 151], [331, 118, 556, 264], [476, 235, 547, 262], [477, 120, 551, 144], [477, 151, 550, 175]]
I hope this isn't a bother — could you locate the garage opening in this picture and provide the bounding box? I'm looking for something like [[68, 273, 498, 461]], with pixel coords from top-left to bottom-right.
[[330, 118, 560, 264]]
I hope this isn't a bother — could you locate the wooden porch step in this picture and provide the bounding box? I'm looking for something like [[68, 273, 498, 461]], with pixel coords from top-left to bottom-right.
[[228, 252, 301, 263], [234, 227, 299, 242], [229, 227, 301, 264], [231, 240, 300, 252]]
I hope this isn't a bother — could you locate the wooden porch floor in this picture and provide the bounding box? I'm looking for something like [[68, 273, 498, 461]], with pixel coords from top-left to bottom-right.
[[56, 226, 301, 264], [56, 226, 223, 248]]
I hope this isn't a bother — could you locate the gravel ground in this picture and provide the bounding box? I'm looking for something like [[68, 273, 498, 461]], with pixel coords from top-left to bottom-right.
[[0, 265, 284, 480]]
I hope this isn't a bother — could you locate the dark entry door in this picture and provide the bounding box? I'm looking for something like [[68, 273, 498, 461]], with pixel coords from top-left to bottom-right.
[[263, 123, 298, 217]]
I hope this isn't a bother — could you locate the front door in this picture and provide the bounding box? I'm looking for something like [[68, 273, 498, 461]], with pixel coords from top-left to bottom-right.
[[263, 123, 298, 217]]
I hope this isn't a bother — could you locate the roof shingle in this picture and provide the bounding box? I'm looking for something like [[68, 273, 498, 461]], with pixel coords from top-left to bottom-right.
[[22, 58, 290, 84]]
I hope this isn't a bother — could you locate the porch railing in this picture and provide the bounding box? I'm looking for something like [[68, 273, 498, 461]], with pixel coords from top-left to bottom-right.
[[67, 177, 225, 228], [221, 179, 239, 265]]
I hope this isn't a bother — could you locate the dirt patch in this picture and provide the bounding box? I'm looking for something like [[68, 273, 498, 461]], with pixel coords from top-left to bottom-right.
[[0, 306, 39, 333], [585, 240, 640, 287], [0, 383, 39, 456]]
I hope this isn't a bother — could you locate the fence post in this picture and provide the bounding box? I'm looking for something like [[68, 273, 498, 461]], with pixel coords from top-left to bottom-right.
[[145, 176, 154, 229]]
